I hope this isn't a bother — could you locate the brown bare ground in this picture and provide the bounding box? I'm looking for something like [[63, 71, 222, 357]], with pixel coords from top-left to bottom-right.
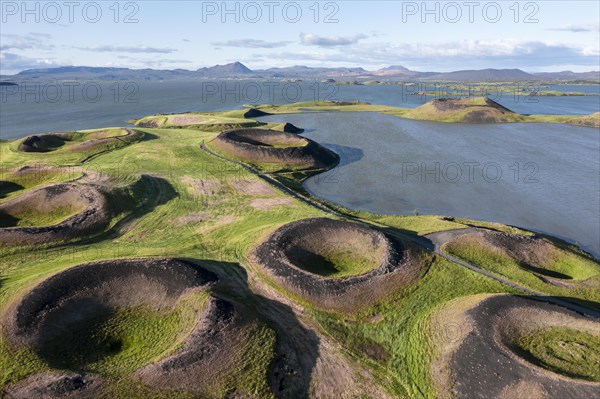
[[85, 129, 127, 140], [442, 294, 600, 399], [197, 215, 239, 234], [181, 176, 223, 196], [230, 177, 276, 195], [3, 372, 104, 399], [249, 197, 294, 210], [429, 294, 483, 399], [497, 381, 548, 399], [167, 114, 205, 126], [173, 211, 210, 226]]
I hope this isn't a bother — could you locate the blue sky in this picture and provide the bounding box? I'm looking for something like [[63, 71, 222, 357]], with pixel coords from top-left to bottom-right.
[[1, 1, 599, 74]]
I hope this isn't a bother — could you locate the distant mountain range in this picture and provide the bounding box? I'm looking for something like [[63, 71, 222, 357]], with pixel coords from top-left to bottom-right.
[[2, 62, 599, 82]]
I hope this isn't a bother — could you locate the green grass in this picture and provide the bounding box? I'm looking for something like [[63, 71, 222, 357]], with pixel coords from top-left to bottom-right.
[[0, 125, 323, 395], [367, 215, 467, 235], [0, 167, 84, 200], [451, 217, 534, 236], [0, 204, 83, 227], [207, 321, 277, 399], [250, 100, 599, 128], [444, 237, 600, 304], [548, 250, 600, 280], [37, 291, 209, 377], [311, 256, 517, 398], [516, 327, 600, 382], [294, 248, 379, 278], [78, 127, 131, 139], [1, 104, 597, 397], [6, 127, 144, 164]]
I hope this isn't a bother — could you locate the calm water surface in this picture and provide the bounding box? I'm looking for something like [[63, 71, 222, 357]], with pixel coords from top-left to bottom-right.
[[260, 112, 600, 257], [3, 81, 599, 256], [1, 80, 598, 139]]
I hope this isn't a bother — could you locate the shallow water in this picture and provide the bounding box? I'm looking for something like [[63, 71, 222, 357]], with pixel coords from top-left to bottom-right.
[[259, 112, 600, 257]]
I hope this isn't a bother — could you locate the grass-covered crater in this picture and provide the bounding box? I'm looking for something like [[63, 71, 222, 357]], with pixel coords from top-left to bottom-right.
[[495, 297, 600, 383], [252, 217, 422, 311], [434, 295, 600, 399], [16, 128, 144, 157], [0, 182, 110, 246], [282, 219, 388, 278], [514, 327, 600, 382], [209, 128, 339, 172], [0, 171, 165, 247], [442, 229, 600, 304]]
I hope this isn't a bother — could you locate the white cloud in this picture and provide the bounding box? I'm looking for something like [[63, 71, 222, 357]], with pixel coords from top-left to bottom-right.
[[75, 45, 177, 54], [548, 22, 600, 32], [0, 33, 54, 51], [260, 39, 600, 70], [211, 39, 292, 48], [0, 52, 61, 74], [300, 33, 367, 46]]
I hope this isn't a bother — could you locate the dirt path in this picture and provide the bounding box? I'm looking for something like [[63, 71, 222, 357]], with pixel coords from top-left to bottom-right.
[[200, 142, 600, 319]]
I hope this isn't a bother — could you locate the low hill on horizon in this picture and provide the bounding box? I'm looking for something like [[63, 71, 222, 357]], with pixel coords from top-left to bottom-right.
[[2, 63, 598, 82]]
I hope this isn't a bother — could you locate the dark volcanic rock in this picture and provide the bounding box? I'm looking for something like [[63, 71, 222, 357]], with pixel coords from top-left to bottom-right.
[[18, 133, 72, 152], [450, 295, 600, 399], [282, 122, 304, 133], [243, 108, 272, 118], [252, 218, 421, 311]]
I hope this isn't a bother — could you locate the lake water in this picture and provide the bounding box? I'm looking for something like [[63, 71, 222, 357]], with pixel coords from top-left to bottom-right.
[[259, 112, 600, 257], [2, 80, 599, 256], [1, 80, 598, 139]]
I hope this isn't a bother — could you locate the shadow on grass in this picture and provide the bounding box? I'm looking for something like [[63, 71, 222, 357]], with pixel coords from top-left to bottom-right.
[[0, 210, 20, 227], [520, 262, 573, 280], [138, 132, 159, 142], [185, 259, 319, 399], [75, 174, 178, 246], [545, 296, 600, 314], [35, 300, 119, 372], [108, 173, 177, 231], [0, 181, 24, 199], [35, 258, 319, 398], [286, 247, 341, 277]]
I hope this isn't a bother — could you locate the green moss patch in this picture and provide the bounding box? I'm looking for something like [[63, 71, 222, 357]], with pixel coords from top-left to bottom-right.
[[36, 292, 209, 377], [516, 327, 600, 382], [0, 203, 83, 227]]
